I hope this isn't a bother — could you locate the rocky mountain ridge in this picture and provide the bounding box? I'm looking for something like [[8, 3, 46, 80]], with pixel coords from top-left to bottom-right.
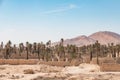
[[55, 31, 120, 47]]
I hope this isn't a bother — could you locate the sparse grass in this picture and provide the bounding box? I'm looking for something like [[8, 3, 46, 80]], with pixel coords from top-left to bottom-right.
[[10, 75, 20, 79], [68, 77, 78, 80], [0, 67, 6, 70], [0, 74, 5, 78], [24, 69, 35, 74], [31, 76, 66, 80]]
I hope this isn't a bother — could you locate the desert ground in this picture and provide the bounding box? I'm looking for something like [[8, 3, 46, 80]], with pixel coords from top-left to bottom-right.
[[0, 63, 120, 80]]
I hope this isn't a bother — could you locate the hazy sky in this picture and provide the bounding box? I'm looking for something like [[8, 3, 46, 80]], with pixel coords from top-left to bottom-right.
[[0, 0, 120, 44]]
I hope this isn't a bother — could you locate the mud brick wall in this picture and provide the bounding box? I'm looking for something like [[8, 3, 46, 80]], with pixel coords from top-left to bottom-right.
[[0, 59, 82, 66], [0, 59, 39, 65], [100, 63, 120, 72], [38, 61, 70, 66]]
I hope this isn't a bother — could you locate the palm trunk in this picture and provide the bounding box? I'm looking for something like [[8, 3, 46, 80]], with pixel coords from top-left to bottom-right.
[[26, 48, 29, 59], [97, 52, 99, 64]]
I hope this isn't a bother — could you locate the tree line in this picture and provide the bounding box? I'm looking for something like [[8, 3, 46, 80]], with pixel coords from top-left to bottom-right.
[[0, 39, 120, 63]]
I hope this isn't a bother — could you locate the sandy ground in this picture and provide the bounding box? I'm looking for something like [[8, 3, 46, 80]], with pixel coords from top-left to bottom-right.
[[0, 63, 120, 80]]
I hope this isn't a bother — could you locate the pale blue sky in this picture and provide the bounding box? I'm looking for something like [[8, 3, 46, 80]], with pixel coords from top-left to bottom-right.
[[0, 0, 120, 44]]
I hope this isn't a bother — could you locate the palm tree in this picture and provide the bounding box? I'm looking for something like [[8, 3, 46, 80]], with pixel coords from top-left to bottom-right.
[[26, 42, 29, 59], [41, 44, 46, 61], [13, 44, 17, 54], [45, 47, 51, 61], [95, 40, 100, 64], [68, 45, 77, 61], [116, 44, 120, 57], [64, 46, 69, 62], [49, 46, 53, 61], [0, 42, 3, 53], [4, 41, 12, 59], [37, 43, 41, 60], [32, 42, 37, 54], [110, 43, 114, 57], [88, 45, 93, 61], [4, 45, 9, 59], [8, 40, 12, 46], [28, 43, 32, 54], [46, 40, 51, 48], [59, 38, 66, 61], [0, 42, 3, 48], [19, 43, 24, 56], [60, 38, 64, 46], [54, 45, 60, 61]]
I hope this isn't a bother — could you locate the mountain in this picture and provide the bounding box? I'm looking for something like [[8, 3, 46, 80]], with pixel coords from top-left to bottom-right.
[[89, 31, 120, 45], [54, 31, 120, 47], [63, 35, 95, 46]]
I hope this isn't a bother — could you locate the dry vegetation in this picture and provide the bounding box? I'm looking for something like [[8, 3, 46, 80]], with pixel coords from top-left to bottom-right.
[[24, 69, 35, 74]]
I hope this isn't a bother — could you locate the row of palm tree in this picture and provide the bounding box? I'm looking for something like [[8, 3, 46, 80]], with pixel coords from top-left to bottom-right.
[[0, 39, 120, 64]]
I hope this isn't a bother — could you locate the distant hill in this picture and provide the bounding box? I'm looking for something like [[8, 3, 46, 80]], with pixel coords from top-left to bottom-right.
[[63, 35, 95, 46], [54, 31, 120, 47], [89, 31, 120, 45]]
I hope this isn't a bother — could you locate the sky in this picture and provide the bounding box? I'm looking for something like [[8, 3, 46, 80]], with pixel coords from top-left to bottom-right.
[[0, 0, 120, 44]]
